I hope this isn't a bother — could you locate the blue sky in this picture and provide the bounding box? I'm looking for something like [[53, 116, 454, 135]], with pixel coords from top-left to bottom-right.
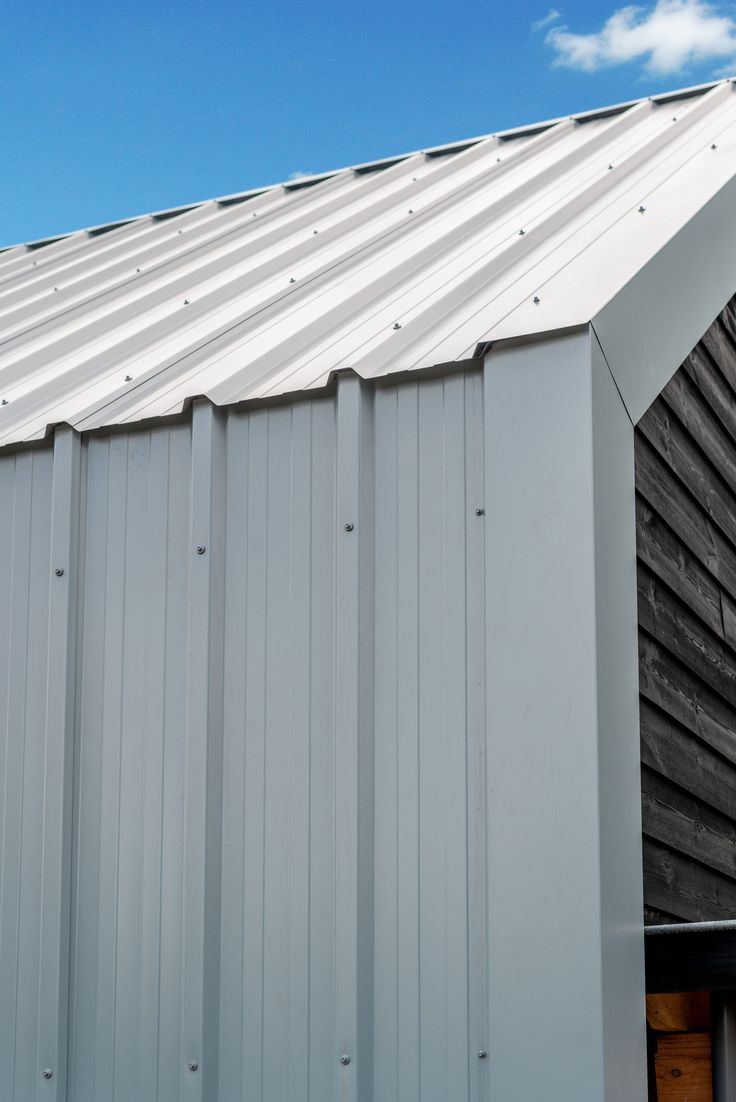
[[2, 0, 736, 244]]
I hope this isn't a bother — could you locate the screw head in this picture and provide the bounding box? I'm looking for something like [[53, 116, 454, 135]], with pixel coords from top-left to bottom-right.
[[42, 1068, 53, 1080], [1, 399, 7, 406], [392, 321, 401, 330], [671, 1068, 681, 1078], [344, 523, 354, 532], [54, 567, 64, 577], [188, 1061, 199, 1072], [477, 1050, 487, 1060], [196, 545, 206, 555], [532, 296, 540, 304], [712, 143, 718, 150], [124, 375, 133, 382], [340, 1054, 351, 1066], [475, 508, 485, 516], [518, 228, 525, 236], [638, 206, 646, 213]]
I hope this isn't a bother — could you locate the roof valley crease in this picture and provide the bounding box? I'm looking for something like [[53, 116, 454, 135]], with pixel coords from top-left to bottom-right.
[[1, 77, 736, 444]]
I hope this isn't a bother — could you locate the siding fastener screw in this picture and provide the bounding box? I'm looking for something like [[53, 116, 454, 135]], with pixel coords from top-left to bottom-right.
[[518, 228, 525, 235], [671, 1068, 681, 1078], [54, 567, 64, 576], [478, 1051, 487, 1060], [289, 277, 296, 283], [393, 321, 401, 330], [608, 164, 613, 169], [638, 206, 646, 213], [124, 375, 133, 382], [196, 545, 206, 555], [42, 1069, 53, 1079], [340, 1054, 351, 1066], [188, 1061, 199, 1072], [533, 296, 540, 304], [344, 523, 354, 532], [475, 508, 485, 516], [183, 299, 190, 305]]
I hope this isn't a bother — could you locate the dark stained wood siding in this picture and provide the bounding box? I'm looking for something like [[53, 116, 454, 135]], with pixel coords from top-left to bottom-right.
[[637, 298, 736, 924]]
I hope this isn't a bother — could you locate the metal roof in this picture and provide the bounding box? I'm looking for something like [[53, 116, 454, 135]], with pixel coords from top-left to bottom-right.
[[1, 77, 736, 445]]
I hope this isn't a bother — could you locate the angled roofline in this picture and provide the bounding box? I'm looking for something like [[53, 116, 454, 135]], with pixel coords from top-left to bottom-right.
[[3, 76, 732, 255]]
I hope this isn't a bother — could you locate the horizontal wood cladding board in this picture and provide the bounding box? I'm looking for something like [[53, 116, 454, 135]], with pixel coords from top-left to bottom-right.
[[637, 297, 736, 924]]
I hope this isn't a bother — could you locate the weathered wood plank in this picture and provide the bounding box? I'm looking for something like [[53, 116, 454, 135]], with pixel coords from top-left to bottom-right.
[[643, 839, 736, 922], [701, 310, 736, 397], [682, 341, 736, 446], [638, 396, 736, 552], [645, 907, 682, 927], [647, 993, 710, 1032], [663, 363, 736, 501], [641, 767, 736, 881], [638, 567, 736, 710], [636, 495, 724, 639], [635, 435, 736, 603], [654, 1032, 712, 1102], [639, 637, 736, 768], [640, 698, 736, 814]]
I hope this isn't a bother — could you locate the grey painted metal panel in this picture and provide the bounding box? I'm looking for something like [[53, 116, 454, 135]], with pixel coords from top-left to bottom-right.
[[372, 371, 485, 1102], [0, 444, 58, 1101], [0, 347, 649, 1100], [68, 424, 194, 1101], [482, 331, 646, 1101], [0, 82, 734, 444]]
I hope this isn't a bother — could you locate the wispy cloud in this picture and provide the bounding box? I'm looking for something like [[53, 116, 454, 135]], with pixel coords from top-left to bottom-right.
[[532, 8, 562, 31], [544, 0, 736, 75], [288, 170, 311, 181]]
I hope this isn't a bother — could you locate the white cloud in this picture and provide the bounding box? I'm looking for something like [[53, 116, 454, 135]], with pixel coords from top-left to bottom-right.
[[532, 8, 562, 31], [288, 170, 311, 181], [546, 0, 736, 75]]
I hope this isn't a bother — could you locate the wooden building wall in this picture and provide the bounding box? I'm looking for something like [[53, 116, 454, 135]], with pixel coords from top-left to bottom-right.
[[636, 297, 736, 924]]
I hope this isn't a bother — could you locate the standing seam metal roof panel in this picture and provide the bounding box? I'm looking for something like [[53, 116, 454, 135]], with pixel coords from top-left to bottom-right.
[[1, 79, 736, 445]]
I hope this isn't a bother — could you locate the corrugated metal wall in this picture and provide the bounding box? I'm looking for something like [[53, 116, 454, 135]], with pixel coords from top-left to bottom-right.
[[0, 368, 488, 1102]]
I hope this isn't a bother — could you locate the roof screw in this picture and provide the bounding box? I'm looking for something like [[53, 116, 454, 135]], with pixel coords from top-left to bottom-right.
[[0, 399, 7, 406], [408, 209, 414, 213], [289, 277, 296, 283], [177, 229, 182, 234], [54, 567, 64, 577], [672, 116, 678, 121], [124, 375, 133, 382], [518, 229, 525, 236], [344, 523, 354, 532], [496, 157, 501, 163], [313, 229, 319, 234], [196, 544, 206, 555], [188, 1061, 199, 1072], [136, 268, 141, 273], [393, 321, 401, 330], [475, 508, 485, 516], [340, 1054, 351, 1066], [711, 143, 718, 149], [607, 164, 613, 170], [42, 1068, 53, 1080], [638, 206, 646, 213], [533, 296, 540, 304], [53, 286, 59, 291], [478, 1050, 488, 1060], [183, 299, 190, 305]]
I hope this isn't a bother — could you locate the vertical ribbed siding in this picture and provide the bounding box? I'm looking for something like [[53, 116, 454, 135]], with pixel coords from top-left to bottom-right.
[[1, 367, 488, 1101], [68, 425, 193, 1102], [372, 371, 485, 1102], [0, 447, 55, 1100], [217, 396, 339, 1101]]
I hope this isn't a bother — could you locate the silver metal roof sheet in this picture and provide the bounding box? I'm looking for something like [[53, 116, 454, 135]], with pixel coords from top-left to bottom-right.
[[1, 77, 736, 445]]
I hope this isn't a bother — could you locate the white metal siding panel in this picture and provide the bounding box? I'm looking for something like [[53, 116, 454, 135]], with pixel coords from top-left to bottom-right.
[[0, 82, 735, 444], [372, 371, 485, 1101], [0, 447, 56, 1101], [217, 397, 340, 1101], [68, 425, 194, 1102]]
